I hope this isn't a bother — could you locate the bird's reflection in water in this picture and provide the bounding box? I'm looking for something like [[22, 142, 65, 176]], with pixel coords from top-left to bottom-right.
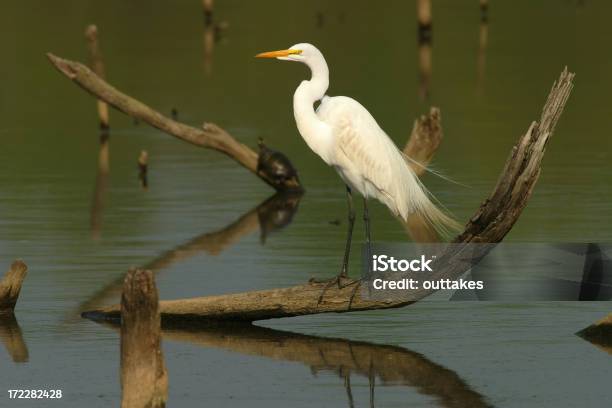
[[78, 192, 303, 312], [0, 313, 28, 363], [95, 319, 491, 408]]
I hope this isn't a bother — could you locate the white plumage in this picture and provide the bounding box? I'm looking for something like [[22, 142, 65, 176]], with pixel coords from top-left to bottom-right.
[[316, 95, 429, 221], [256, 43, 457, 276]]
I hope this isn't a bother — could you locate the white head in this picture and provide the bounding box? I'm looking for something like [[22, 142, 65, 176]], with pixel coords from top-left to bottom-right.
[[255, 43, 327, 76]]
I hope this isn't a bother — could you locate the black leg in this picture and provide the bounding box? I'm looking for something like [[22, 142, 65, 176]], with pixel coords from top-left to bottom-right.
[[369, 363, 375, 408], [363, 197, 372, 273], [343, 372, 355, 408], [315, 185, 357, 305], [340, 185, 355, 278]]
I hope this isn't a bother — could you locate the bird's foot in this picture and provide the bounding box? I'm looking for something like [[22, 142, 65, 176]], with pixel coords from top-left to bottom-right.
[[309, 274, 362, 307]]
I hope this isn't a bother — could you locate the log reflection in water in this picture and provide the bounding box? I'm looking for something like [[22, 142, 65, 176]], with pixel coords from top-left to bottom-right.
[[79, 192, 302, 312], [476, 12, 489, 94], [90, 130, 110, 239], [577, 313, 612, 355], [0, 313, 28, 363], [94, 320, 491, 408]]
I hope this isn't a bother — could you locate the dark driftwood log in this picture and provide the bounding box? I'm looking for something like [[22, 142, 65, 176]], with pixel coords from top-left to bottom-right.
[[121, 269, 168, 408], [576, 313, 612, 354], [46, 53, 302, 193], [83, 69, 574, 323], [0, 260, 28, 313]]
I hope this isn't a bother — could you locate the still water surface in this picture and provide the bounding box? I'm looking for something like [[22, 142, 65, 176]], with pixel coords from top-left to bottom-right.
[[1, 1, 611, 407]]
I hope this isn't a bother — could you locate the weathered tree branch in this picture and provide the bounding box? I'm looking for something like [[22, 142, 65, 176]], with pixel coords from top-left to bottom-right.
[[0, 260, 28, 313], [46, 53, 302, 193], [83, 69, 574, 323]]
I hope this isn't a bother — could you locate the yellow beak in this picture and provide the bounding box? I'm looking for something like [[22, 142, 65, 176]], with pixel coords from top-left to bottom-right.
[[255, 49, 302, 58]]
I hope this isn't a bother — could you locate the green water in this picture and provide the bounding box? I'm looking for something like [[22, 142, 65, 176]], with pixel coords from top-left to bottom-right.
[[1, 1, 611, 407]]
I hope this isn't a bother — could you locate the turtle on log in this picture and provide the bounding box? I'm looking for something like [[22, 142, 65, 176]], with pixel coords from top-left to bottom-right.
[[256, 138, 303, 192]]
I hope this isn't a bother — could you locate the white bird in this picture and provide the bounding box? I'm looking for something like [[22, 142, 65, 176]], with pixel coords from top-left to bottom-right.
[[256, 43, 458, 283]]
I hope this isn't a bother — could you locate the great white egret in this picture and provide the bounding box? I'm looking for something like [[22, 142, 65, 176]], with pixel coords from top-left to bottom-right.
[[256, 43, 457, 285]]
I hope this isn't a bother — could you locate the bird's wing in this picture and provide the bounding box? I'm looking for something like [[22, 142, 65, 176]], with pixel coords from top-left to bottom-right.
[[320, 97, 404, 202]]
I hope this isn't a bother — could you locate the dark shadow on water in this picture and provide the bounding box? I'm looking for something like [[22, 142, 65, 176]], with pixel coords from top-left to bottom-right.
[[93, 318, 492, 408], [0, 313, 29, 363], [77, 192, 303, 313]]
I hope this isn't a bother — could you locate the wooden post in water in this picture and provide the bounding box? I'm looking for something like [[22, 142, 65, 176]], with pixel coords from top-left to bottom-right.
[[477, 1, 489, 92], [202, 0, 214, 26], [86, 25, 111, 238], [416, 0, 432, 43], [85, 25, 109, 130], [90, 129, 110, 239], [138, 150, 149, 190], [480, 0, 489, 23], [416, 0, 432, 100], [120, 269, 168, 408], [0, 260, 28, 313]]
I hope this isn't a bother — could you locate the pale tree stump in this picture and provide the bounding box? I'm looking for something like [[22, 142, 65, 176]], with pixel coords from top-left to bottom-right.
[[0, 260, 28, 313], [403, 107, 443, 176], [120, 269, 168, 408]]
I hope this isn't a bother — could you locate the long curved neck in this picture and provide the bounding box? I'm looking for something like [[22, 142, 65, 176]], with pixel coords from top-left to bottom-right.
[[293, 55, 333, 162]]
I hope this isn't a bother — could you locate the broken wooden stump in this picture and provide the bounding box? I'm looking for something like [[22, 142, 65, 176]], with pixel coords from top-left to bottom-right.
[[402, 107, 445, 242], [403, 107, 443, 177], [0, 260, 28, 313], [46, 53, 303, 193], [83, 69, 573, 323], [576, 313, 612, 354], [120, 269, 167, 408]]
